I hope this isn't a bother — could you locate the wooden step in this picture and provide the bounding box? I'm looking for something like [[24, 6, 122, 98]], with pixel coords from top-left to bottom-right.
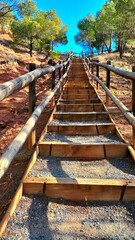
[[62, 94, 97, 99], [59, 99, 101, 104], [39, 141, 127, 159], [64, 86, 93, 90], [65, 83, 90, 87], [48, 123, 116, 135], [63, 89, 96, 95], [23, 177, 135, 201], [56, 104, 105, 112], [53, 112, 109, 121]]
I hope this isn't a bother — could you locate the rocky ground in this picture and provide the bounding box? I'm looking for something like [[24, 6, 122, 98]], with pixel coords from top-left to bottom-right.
[[2, 195, 135, 240]]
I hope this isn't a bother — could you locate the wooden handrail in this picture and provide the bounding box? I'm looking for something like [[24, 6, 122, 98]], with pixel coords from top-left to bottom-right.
[[0, 61, 71, 179], [85, 56, 135, 82], [84, 58, 135, 146], [0, 56, 71, 101]]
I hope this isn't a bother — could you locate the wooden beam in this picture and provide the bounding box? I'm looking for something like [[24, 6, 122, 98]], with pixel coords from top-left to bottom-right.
[[23, 177, 129, 201], [0, 58, 71, 101], [123, 180, 135, 201], [53, 112, 109, 121]]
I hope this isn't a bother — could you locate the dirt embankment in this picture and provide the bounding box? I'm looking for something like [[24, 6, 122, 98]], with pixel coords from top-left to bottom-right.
[[92, 52, 135, 145], [0, 33, 65, 221]]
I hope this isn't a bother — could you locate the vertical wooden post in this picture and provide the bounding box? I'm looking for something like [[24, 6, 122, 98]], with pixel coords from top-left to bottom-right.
[[91, 62, 94, 83], [63, 61, 65, 75], [132, 66, 135, 149], [106, 60, 111, 105], [52, 62, 56, 90], [66, 58, 68, 71], [28, 63, 36, 150], [96, 60, 99, 89], [59, 61, 61, 80], [89, 58, 90, 70]]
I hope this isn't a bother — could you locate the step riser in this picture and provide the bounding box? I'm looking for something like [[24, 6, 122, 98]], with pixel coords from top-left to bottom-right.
[[53, 113, 109, 121], [64, 86, 93, 90], [59, 99, 101, 104], [62, 94, 97, 99], [66, 84, 90, 87], [48, 125, 116, 135], [56, 104, 104, 112], [39, 143, 127, 158], [63, 90, 95, 95], [24, 178, 135, 201]]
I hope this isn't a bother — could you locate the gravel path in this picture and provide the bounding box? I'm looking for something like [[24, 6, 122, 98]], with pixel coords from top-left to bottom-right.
[[43, 132, 124, 144], [28, 156, 135, 180], [2, 195, 135, 240], [49, 119, 112, 125]]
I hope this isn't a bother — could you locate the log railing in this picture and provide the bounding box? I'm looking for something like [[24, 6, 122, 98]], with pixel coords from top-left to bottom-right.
[[0, 55, 72, 179], [84, 56, 135, 149]]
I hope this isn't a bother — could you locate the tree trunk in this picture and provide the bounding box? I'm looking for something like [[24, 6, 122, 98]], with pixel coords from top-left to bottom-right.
[[30, 37, 33, 57], [52, 41, 54, 51], [118, 38, 120, 52], [101, 43, 104, 54], [119, 40, 124, 58], [109, 34, 112, 53], [104, 42, 109, 53]]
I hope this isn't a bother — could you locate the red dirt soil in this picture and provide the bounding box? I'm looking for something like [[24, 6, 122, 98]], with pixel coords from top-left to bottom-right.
[[0, 38, 65, 222]]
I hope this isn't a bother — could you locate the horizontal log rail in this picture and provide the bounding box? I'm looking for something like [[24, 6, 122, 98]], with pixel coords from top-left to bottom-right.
[[85, 56, 135, 82], [0, 57, 71, 101], [0, 59, 71, 180], [84, 57, 135, 149]]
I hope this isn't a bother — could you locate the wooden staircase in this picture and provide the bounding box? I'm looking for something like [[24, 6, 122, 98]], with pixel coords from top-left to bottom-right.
[[23, 59, 135, 202]]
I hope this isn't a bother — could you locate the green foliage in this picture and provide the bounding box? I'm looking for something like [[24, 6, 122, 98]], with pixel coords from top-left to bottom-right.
[[10, 0, 68, 56], [0, 0, 17, 18], [75, 0, 135, 57], [57, 51, 63, 55], [17, 0, 37, 18], [49, 50, 60, 60], [64, 51, 71, 55], [75, 13, 95, 53], [0, 0, 16, 32]]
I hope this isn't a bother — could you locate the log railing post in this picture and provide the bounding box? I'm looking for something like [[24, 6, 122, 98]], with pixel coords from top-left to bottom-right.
[[59, 61, 61, 80], [66, 58, 68, 70], [63, 61, 65, 75], [91, 62, 94, 83], [89, 58, 90, 70], [28, 63, 36, 150], [96, 60, 99, 89], [106, 60, 111, 105], [52, 62, 56, 90], [132, 66, 135, 149], [51, 62, 56, 108]]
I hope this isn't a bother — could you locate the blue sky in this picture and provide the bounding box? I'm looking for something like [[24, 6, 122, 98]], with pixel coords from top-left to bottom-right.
[[36, 0, 106, 53]]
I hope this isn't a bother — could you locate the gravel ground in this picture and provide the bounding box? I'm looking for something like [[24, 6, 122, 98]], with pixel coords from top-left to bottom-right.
[[43, 132, 123, 144], [2, 195, 135, 240], [49, 119, 112, 125], [28, 156, 135, 180]]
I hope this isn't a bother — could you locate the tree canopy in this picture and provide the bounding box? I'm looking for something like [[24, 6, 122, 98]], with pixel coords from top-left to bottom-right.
[[75, 0, 135, 57], [0, 0, 68, 56]]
